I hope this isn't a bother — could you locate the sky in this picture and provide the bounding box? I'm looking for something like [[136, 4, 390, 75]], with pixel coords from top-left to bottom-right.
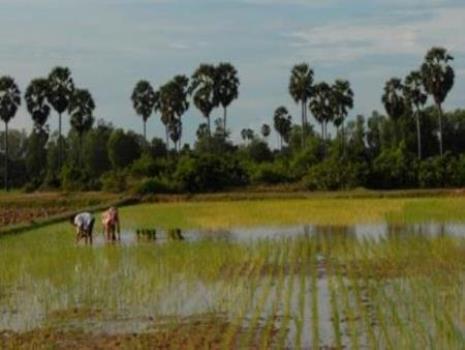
[[1, 0, 464, 145]]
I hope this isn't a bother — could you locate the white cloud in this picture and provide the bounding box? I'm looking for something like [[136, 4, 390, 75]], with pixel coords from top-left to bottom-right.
[[287, 6, 465, 63]]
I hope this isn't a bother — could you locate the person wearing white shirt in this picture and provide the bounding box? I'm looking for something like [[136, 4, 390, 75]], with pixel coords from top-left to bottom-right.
[[71, 212, 95, 245]]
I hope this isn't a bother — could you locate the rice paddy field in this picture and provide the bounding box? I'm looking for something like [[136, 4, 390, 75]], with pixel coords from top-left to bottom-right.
[[2, 197, 465, 348]]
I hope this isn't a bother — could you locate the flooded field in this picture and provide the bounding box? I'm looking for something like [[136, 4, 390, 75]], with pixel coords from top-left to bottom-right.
[[2, 199, 465, 348]]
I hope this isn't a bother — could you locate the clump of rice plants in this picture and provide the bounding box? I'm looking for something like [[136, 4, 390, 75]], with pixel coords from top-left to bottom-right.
[[136, 228, 157, 240], [3, 199, 465, 348], [166, 228, 184, 241]]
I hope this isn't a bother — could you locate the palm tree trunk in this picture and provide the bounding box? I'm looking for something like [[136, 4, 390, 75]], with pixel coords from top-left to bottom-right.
[[341, 122, 346, 156], [415, 109, 422, 160], [223, 107, 228, 136], [208, 115, 211, 137], [58, 112, 62, 168], [165, 125, 169, 149], [4, 122, 8, 192], [301, 100, 305, 147], [179, 117, 183, 148], [302, 98, 308, 127], [437, 103, 444, 157], [79, 133, 83, 166], [143, 119, 147, 141]]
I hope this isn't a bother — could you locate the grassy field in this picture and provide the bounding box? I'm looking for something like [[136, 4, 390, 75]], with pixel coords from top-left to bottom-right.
[[2, 196, 465, 348], [123, 196, 465, 229]]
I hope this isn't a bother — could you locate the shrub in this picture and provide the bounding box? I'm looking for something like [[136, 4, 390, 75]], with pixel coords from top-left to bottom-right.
[[134, 177, 180, 195], [250, 162, 292, 185], [369, 145, 417, 189], [303, 158, 368, 191], [107, 129, 142, 170], [247, 139, 273, 163], [60, 165, 91, 191], [174, 155, 248, 192], [131, 153, 165, 178], [101, 171, 128, 193], [418, 153, 457, 188]]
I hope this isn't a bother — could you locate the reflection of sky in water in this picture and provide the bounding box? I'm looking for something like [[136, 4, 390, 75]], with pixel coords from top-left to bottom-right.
[[108, 222, 465, 247]]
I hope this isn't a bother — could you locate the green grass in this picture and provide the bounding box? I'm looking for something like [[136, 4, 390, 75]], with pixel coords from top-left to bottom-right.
[[2, 197, 465, 348], [122, 196, 465, 230]]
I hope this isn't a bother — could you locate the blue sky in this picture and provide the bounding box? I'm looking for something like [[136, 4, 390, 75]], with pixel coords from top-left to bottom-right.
[[1, 0, 464, 145]]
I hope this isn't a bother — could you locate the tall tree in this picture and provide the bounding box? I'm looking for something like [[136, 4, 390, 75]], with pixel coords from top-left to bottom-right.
[[157, 75, 189, 150], [47, 67, 74, 166], [215, 63, 239, 133], [69, 88, 95, 164], [240, 128, 254, 144], [332, 79, 354, 149], [261, 123, 271, 139], [168, 118, 182, 151], [404, 71, 428, 159], [309, 82, 333, 142], [25, 78, 51, 131], [421, 47, 454, 157], [382, 78, 406, 146], [190, 64, 217, 135], [273, 106, 292, 150], [131, 80, 156, 141], [289, 63, 314, 146], [0, 77, 21, 191]]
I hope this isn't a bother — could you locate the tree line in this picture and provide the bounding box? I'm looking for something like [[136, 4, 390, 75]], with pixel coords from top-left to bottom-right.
[[0, 46, 461, 193]]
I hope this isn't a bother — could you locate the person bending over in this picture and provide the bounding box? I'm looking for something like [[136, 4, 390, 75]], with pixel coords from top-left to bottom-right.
[[71, 212, 95, 245], [102, 207, 120, 242]]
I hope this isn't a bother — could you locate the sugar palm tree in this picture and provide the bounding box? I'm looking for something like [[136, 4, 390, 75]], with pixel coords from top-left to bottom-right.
[[190, 64, 217, 136], [261, 123, 271, 139], [131, 80, 156, 141], [421, 47, 454, 157], [69, 88, 95, 163], [0, 76, 21, 191], [404, 71, 428, 159], [289, 63, 314, 146], [382, 78, 406, 146], [47, 67, 74, 165], [157, 75, 189, 150], [309, 82, 333, 141], [168, 118, 182, 151], [25, 78, 51, 131], [332, 79, 354, 146], [215, 63, 239, 134], [241, 128, 254, 145], [273, 106, 292, 150]]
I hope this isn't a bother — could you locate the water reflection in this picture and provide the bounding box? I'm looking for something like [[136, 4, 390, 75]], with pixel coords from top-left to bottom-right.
[[89, 221, 465, 247]]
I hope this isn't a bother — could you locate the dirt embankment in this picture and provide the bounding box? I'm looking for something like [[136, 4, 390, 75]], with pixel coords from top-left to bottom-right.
[[0, 192, 135, 236]]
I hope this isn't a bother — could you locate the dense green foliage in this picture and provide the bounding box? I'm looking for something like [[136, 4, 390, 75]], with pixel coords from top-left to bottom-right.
[[1, 47, 464, 193]]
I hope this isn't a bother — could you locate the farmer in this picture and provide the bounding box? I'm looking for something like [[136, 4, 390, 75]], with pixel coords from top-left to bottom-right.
[[101, 207, 120, 242], [71, 212, 95, 245]]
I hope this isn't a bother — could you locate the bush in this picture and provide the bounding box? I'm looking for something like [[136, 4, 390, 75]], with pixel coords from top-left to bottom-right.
[[60, 165, 92, 191], [101, 171, 128, 193], [134, 177, 180, 195], [290, 139, 322, 179], [369, 145, 417, 189], [250, 162, 292, 185], [418, 153, 457, 188], [174, 155, 248, 192], [247, 139, 273, 163], [107, 129, 142, 170], [131, 153, 166, 178], [303, 158, 368, 191]]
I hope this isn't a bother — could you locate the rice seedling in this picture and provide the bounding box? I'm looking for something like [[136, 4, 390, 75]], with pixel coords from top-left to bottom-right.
[[3, 198, 465, 348]]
